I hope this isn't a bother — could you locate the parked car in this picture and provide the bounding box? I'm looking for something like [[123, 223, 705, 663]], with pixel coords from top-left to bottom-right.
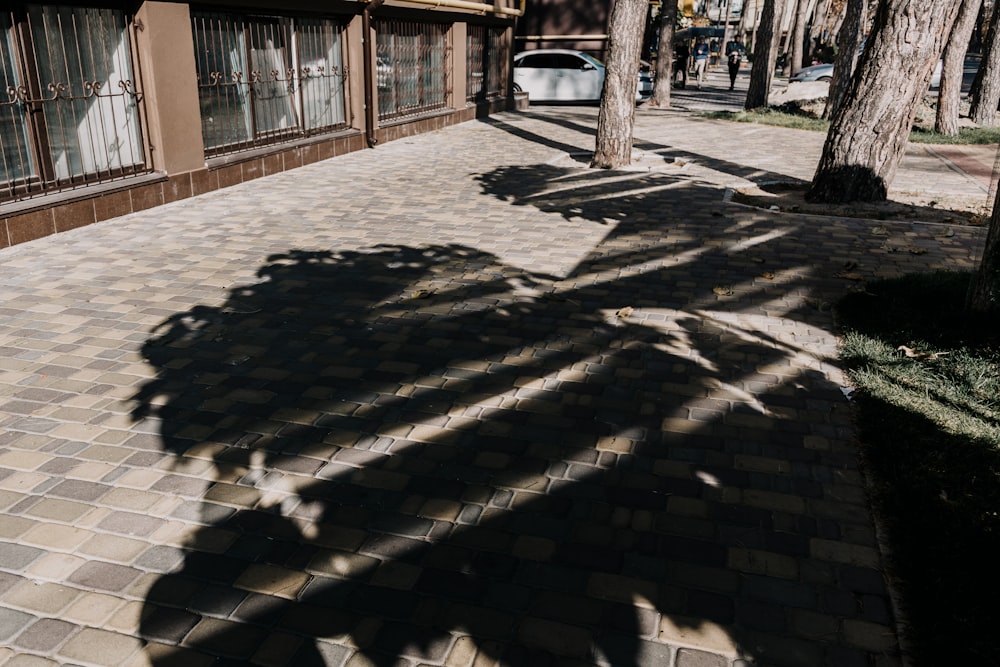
[[513, 49, 654, 103], [789, 60, 942, 87], [789, 62, 833, 83]]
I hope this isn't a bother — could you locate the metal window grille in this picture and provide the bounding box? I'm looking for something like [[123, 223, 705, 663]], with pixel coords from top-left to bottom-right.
[[2, 4, 149, 203], [466, 24, 507, 103], [191, 11, 348, 158], [376, 19, 450, 122]]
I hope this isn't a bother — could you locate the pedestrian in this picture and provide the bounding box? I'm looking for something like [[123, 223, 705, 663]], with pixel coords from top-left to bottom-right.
[[725, 39, 745, 91], [692, 37, 710, 89], [709, 39, 720, 70], [674, 40, 690, 89]]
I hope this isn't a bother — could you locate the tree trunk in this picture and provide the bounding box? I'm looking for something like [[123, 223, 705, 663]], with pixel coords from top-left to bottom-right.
[[807, 0, 962, 203], [789, 0, 810, 76], [970, 0, 1000, 124], [936, 0, 982, 135], [967, 188, 1000, 312], [809, 0, 830, 48], [592, 0, 646, 169], [648, 0, 678, 108], [745, 0, 787, 109], [823, 0, 867, 120]]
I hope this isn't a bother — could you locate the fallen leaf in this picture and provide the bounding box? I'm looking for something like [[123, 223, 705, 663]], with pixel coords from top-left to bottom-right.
[[834, 271, 865, 280], [871, 226, 889, 236], [897, 345, 949, 360], [712, 285, 734, 296], [936, 227, 955, 238], [760, 272, 775, 280], [411, 289, 432, 299], [616, 306, 634, 318], [806, 298, 832, 312], [908, 247, 928, 255]]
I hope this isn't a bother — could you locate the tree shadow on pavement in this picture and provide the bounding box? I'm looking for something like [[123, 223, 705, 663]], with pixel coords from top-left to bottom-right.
[[132, 227, 892, 666], [499, 109, 801, 186]]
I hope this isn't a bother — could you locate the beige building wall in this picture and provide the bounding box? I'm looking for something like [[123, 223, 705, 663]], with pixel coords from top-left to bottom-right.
[[134, 2, 205, 175], [345, 15, 368, 132], [452, 22, 468, 106]]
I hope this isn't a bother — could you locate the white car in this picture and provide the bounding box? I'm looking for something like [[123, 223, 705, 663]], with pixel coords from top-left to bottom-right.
[[513, 49, 654, 103]]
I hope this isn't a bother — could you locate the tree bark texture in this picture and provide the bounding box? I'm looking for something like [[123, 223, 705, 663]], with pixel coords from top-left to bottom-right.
[[592, 0, 647, 169], [807, 0, 962, 203], [967, 186, 1000, 311], [824, 0, 867, 120], [789, 0, 811, 75], [937, 0, 982, 135], [970, 0, 1000, 124], [809, 0, 831, 46], [745, 0, 787, 109], [649, 0, 678, 108]]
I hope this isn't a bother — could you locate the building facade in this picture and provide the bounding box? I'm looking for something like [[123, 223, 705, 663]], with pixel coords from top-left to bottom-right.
[[1, 0, 521, 248]]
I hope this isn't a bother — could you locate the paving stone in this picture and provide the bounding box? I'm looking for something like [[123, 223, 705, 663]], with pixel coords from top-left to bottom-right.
[[58, 627, 143, 665], [0, 542, 45, 571], [67, 560, 143, 592], [14, 617, 78, 652], [97, 511, 166, 537], [0, 607, 36, 642], [4, 581, 82, 614], [517, 617, 592, 659]]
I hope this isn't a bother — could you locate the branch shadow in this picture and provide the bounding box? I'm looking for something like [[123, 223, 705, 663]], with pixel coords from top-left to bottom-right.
[[132, 230, 883, 666], [498, 109, 802, 186]]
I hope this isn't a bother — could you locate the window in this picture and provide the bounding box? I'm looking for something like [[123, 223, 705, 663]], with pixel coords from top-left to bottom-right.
[[376, 19, 450, 122], [191, 11, 347, 157], [515, 53, 593, 70], [466, 24, 508, 103], [1, 5, 148, 202]]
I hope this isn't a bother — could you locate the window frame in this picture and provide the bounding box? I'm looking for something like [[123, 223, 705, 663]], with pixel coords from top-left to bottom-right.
[[190, 8, 350, 159]]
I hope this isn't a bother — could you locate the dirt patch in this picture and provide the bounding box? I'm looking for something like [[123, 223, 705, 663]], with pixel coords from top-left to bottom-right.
[[731, 181, 989, 226]]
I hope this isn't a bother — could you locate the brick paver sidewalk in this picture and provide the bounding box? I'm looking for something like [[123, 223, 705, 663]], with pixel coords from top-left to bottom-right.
[[0, 105, 989, 667]]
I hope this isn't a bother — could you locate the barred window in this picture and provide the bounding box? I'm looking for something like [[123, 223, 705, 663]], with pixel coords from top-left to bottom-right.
[[466, 24, 508, 103], [2, 5, 147, 202], [376, 19, 450, 122], [191, 11, 347, 158]]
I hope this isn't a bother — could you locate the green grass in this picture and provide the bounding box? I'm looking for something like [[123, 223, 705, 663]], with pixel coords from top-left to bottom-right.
[[908, 125, 1000, 144], [703, 108, 1000, 144], [837, 271, 1000, 665], [701, 108, 831, 132]]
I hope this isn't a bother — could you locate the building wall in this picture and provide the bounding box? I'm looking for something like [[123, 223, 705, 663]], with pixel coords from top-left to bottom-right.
[[515, 0, 612, 59], [0, 0, 522, 250]]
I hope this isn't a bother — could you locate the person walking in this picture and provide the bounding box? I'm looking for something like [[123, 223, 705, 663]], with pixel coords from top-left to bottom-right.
[[674, 40, 690, 89], [709, 39, 721, 70], [692, 37, 710, 89], [725, 39, 745, 91]]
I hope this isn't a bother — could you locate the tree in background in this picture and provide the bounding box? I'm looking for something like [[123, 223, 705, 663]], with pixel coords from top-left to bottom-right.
[[592, 0, 647, 169], [745, 0, 787, 109], [649, 0, 679, 108], [823, 0, 868, 119], [788, 0, 811, 76], [807, 0, 962, 202], [937, 0, 983, 135], [970, 0, 1000, 124], [968, 196, 1000, 311]]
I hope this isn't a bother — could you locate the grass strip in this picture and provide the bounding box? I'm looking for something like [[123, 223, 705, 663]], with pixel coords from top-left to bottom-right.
[[703, 109, 1000, 144], [837, 271, 1000, 665]]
